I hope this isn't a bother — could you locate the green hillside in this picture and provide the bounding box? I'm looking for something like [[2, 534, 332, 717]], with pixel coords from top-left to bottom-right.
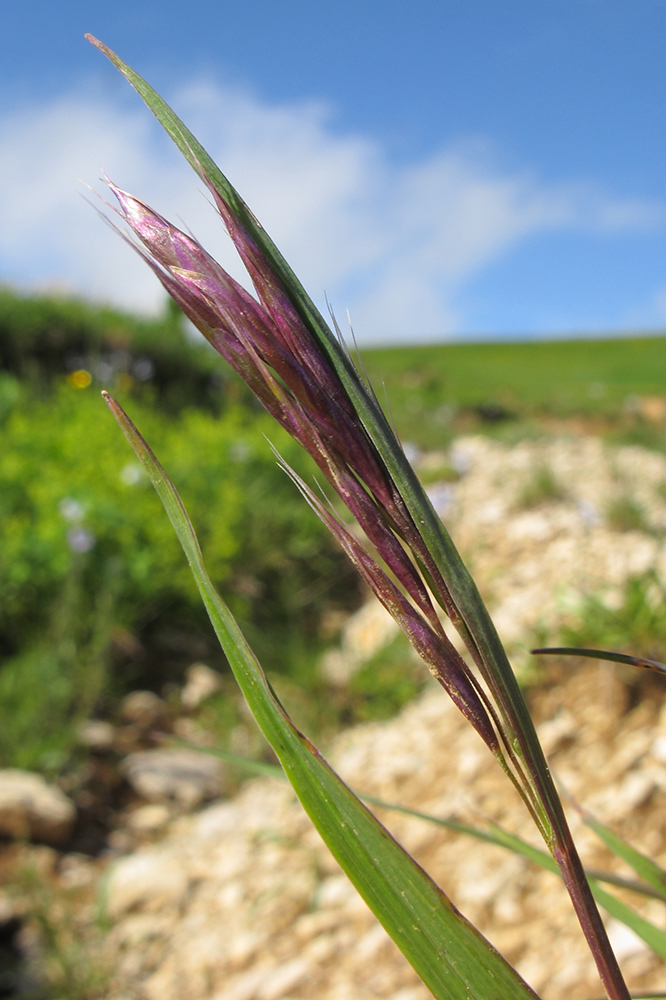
[[361, 334, 666, 448]]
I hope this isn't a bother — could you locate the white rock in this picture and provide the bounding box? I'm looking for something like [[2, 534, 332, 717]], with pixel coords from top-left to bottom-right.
[[121, 690, 168, 728], [257, 958, 310, 1000], [651, 733, 666, 764], [0, 769, 75, 846], [126, 803, 171, 833], [0, 892, 17, 924], [107, 851, 191, 918], [58, 852, 97, 888], [181, 663, 223, 709], [536, 710, 576, 754], [78, 719, 115, 751], [606, 919, 649, 961], [120, 748, 223, 809]]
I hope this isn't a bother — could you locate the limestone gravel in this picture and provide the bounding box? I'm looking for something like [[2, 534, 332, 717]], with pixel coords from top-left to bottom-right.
[[84, 437, 666, 998], [0, 770, 76, 847], [96, 667, 666, 1000]]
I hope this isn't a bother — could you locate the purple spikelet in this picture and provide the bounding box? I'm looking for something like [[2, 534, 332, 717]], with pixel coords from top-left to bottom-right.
[[105, 177, 504, 764]]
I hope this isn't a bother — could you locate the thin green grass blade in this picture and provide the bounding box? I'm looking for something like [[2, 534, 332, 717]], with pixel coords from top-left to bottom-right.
[[589, 882, 666, 960], [582, 815, 666, 902], [103, 392, 539, 1000], [486, 826, 666, 960], [583, 869, 666, 902]]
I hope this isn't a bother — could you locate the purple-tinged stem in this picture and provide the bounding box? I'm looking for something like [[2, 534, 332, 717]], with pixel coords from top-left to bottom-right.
[[553, 836, 630, 1000]]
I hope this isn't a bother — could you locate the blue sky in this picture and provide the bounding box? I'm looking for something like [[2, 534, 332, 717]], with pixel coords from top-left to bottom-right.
[[3, 1, 666, 343]]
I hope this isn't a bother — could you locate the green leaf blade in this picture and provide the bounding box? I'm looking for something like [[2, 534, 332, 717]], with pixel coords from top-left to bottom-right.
[[589, 882, 666, 961], [103, 391, 540, 1000], [584, 815, 666, 901], [479, 827, 666, 960]]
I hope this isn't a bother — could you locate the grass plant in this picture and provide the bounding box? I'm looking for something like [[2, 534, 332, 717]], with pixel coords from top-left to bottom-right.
[[559, 573, 666, 665], [606, 496, 652, 534], [11, 863, 108, 1000], [85, 35, 647, 999], [518, 464, 567, 509]]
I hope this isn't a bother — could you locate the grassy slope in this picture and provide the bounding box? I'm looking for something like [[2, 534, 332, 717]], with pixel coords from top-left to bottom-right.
[[361, 335, 666, 449]]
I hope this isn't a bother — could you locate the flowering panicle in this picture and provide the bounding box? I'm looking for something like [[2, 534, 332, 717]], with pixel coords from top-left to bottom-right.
[[106, 179, 504, 759]]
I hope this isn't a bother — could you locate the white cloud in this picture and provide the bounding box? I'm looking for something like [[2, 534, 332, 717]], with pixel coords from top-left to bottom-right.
[[0, 81, 662, 342], [649, 287, 666, 325]]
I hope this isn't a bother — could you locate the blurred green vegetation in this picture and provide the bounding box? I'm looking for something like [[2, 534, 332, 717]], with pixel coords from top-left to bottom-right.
[[517, 464, 567, 510], [346, 634, 425, 724], [0, 380, 356, 667], [0, 288, 234, 412], [0, 289, 363, 774]]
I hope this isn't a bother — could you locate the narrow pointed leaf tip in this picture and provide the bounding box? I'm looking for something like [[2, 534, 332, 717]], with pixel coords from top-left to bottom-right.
[[532, 647, 666, 675]]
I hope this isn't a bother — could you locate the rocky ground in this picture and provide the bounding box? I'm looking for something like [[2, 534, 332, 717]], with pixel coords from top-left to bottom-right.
[[93, 665, 666, 1000], [4, 434, 666, 999]]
